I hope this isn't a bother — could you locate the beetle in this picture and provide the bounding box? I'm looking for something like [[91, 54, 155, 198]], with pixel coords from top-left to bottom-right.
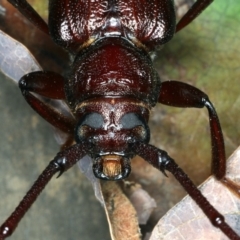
[[0, 0, 240, 239]]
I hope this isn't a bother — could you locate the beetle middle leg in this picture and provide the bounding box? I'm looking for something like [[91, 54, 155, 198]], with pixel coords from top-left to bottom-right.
[[158, 80, 240, 196]]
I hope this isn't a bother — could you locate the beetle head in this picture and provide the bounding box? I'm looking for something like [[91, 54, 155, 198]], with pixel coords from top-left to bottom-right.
[[75, 97, 150, 180]]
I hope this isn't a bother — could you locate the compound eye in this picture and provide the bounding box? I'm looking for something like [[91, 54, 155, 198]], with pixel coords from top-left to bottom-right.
[[120, 113, 144, 129], [80, 112, 104, 129], [75, 113, 104, 142], [120, 112, 150, 142]]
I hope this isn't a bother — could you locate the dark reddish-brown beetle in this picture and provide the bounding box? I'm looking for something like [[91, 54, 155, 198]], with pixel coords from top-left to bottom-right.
[[0, 0, 240, 239]]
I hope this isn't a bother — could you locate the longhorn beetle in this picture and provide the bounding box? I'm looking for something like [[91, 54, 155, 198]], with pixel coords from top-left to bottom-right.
[[0, 0, 240, 239]]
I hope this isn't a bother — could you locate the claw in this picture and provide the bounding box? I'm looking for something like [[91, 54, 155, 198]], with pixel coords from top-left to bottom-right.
[[50, 157, 66, 178]]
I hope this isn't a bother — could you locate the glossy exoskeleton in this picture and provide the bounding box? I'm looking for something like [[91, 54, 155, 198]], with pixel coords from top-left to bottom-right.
[[0, 0, 240, 239]]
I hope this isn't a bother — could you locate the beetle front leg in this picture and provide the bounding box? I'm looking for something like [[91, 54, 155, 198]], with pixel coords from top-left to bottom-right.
[[134, 142, 240, 240], [158, 80, 240, 196], [19, 71, 66, 100], [19, 71, 75, 135], [0, 143, 88, 239]]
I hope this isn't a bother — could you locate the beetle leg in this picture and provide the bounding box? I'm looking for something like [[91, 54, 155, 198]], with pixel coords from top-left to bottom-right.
[[19, 91, 75, 134], [7, 0, 49, 35], [176, 0, 214, 32], [158, 80, 225, 179], [134, 142, 240, 240], [19, 71, 66, 99], [158, 80, 240, 196], [19, 71, 76, 135], [0, 143, 88, 239]]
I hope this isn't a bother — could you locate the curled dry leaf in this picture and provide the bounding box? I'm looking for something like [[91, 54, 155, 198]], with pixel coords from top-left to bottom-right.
[[150, 146, 240, 240], [123, 182, 157, 225], [101, 181, 141, 240], [0, 29, 42, 82]]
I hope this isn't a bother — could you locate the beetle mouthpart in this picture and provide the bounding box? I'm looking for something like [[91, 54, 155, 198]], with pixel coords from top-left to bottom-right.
[[93, 155, 131, 180], [102, 155, 122, 178]]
